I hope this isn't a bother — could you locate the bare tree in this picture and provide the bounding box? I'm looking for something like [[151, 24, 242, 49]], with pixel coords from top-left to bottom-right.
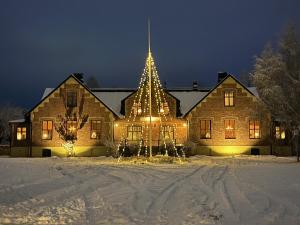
[[251, 24, 300, 161], [0, 104, 25, 144], [54, 93, 88, 156]]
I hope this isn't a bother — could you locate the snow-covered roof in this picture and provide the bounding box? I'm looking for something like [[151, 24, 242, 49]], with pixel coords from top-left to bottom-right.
[[41, 85, 258, 117], [93, 91, 133, 117], [41, 88, 133, 117], [9, 119, 25, 123], [42, 88, 54, 99], [169, 91, 208, 116], [247, 87, 259, 98]]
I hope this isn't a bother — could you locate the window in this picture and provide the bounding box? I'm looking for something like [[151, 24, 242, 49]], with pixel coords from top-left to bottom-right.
[[275, 125, 285, 140], [160, 125, 174, 140], [67, 120, 77, 137], [17, 127, 26, 140], [132, 102, 142, 116], [200, 120, 211, 139], [249, 120, 261, 139], [42, 120, 53, 140], [66, 91, 77, 107], [160, 102, 169, 115], [127, 125, 142, 141], [91, 120, 101, 139], [224, 119, 235, 139], [224, 91, 234, 107]]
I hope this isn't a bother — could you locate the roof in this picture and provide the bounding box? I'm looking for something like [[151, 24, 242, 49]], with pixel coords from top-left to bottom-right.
[[184, 74, 259, 116], [169, 91, 208, 116], [27, 75, 119, 118], [9, 119, 25, 123], [39, 75, 260, 118], [93, 91, 133, 117]]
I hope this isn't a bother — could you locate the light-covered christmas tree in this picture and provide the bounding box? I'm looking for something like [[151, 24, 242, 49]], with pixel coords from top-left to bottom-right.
[[117, 21, 181, 160]]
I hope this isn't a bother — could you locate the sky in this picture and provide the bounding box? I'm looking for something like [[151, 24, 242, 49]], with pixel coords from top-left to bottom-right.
[[0, 0, 299, 109]]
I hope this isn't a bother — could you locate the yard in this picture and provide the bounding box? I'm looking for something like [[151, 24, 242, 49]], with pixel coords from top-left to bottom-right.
[[0, 156, 299, 225]]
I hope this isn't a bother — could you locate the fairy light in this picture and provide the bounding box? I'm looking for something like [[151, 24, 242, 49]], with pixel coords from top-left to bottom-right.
[[116, 21, 183, 161]]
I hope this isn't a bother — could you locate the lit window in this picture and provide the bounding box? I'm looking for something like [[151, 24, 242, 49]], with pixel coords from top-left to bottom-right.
[[200, 120, 211, 139], [66, 91, 77, 107], [91, 120, 101, 139], [127, 125, 142, 141], [67, 120, 77, 138], [275, 126, 285, 140], [160, 102, 169, 115], [224, 119, 235, 139], [249, 120, 261, 139], [224, 91, 234, 107], [42, 120, 53, 140], [133, 102, 142, 116], [160, 125, 174, 140], [17, 127, 26, 140]]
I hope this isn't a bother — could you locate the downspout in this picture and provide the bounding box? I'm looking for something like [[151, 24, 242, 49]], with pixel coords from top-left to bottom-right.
[[9, 123, 12, 156], [29, 121, 32, 157]]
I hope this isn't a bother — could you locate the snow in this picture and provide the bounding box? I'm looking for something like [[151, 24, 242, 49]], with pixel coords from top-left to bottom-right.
[[247, 87, 259, 98], [0, 156, 299, 225], [8, 119, 25, 123], [93, 91, 133, 117], [169, 91, 208, 116]]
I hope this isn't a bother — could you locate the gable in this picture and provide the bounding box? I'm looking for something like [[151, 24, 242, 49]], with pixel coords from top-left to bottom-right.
[[184, 75, 259, 117], [27, 75, 118, 120]]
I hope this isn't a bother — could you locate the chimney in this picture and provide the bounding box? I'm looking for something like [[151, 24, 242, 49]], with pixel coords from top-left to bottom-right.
[[218, 72, 228, 83], [192, 80, 198, 90]]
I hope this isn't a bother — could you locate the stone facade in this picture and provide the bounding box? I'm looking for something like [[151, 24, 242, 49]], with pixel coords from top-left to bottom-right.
[[10, 74, 291, 157]]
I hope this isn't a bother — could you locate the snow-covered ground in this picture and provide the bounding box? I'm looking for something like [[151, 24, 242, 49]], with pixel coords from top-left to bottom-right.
[[0, 156, 300, 225]]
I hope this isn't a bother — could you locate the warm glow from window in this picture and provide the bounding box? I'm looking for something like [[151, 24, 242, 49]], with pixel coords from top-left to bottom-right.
[[91, 120, 101, 139], [127, 125, 142, 141], [200, 120, 211, 139], [133, 102, 142, 116], [17, 127, 26, 140], [67, 121, 77, 137], [224, 119, 235, 139], [275, 126, 285, 140], [249, 120, 261, 139], [224, 91, 234, 107], [160, 125, 175, 140], [159, 102, 169, 115], [42, 120, 53, 140]]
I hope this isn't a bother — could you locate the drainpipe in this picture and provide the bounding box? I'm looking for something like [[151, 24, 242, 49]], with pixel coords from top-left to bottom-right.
[[29, 121, 33, 157]]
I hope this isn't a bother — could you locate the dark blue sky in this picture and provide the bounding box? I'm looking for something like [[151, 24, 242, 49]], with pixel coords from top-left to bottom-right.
[[0, 0, 299, 108]]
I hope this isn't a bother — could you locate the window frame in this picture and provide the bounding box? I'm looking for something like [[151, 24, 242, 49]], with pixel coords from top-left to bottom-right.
[[66, 90, 77, 107], [249, 120, 261, 139], [224, 119, 236, 139], [67, 120, 77, 138], [16, 127, 26, 141], [200, 120, 212, 139], [127, 125, 142, 141], [160, 125, 175, 140], [90, 120, 102, 139], [224, 90, 234, 107], [41, 120, 53, 140], [275, 123, 286, 140]]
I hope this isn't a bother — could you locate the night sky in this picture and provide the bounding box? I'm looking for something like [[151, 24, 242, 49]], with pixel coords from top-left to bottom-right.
[[0, 0, 299, 109]]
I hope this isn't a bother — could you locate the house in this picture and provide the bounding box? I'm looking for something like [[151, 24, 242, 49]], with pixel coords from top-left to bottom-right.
[[9, 71, 291, 157]]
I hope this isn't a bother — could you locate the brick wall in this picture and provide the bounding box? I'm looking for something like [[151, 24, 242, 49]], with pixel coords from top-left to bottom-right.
[[30, 77, 116, 148], [187, 77, 271, 148]]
